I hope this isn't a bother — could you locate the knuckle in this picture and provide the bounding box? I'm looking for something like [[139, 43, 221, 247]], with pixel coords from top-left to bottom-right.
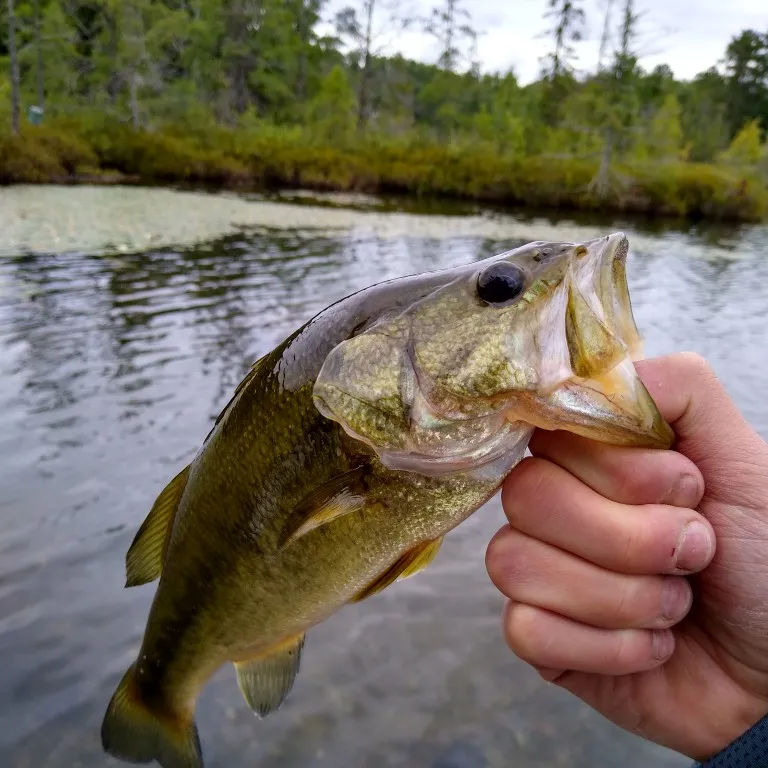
[[678, 351, 715, 381], [503, 603, 547, 664], [485, 527, 513, 587], [613, 469, 649, 503], [485, 530, 534, 596], [610, 577, 660, 628], [619, 522, 641, 567], [611, 579, 638, 626], [613, 629, 657, 671], [501, 457, 551, 526], [611, 630, 639, 670], [618, 514, 661, 572]]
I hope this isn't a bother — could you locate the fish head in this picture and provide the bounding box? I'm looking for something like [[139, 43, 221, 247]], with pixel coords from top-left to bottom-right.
[[313, 232, 674, 476]]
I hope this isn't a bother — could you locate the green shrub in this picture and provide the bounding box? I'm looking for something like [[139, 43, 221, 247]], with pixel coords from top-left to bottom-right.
[[25, 126, 99, 174], [1, 119, 765, 222], [0, 134, 65, 183]]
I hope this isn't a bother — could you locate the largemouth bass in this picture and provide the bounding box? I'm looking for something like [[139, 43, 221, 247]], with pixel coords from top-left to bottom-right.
[[101, 232, 673, 768]]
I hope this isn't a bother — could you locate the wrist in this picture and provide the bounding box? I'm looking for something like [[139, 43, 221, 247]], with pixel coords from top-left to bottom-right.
[[693, 710, 768, 767], [688, 693, 768, 763]]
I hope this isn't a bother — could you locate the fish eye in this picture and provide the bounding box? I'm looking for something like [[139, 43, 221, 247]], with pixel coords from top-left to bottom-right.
[[476, 262, 526, 306]]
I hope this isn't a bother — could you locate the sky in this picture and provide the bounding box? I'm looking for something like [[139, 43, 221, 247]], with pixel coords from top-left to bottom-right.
[[322, 0, 767, 84]]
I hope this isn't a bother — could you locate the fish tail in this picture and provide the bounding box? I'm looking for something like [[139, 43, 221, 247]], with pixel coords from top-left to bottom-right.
[[101, 663, 203, 768]]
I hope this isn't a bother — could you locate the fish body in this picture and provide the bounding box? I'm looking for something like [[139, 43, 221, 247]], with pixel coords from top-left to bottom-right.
[[101, 233, 673, 768]]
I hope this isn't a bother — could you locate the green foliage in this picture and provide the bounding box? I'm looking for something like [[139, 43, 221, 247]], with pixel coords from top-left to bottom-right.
[[0, 1, 767, 221], [718, 119, 765, 167], [28, 125, 99, 172], [679, 69, 730, 162], [0, 124, 98, 182], [1, 120, 765, 222], [305, 65, 357, 144], [633, 93, 685, 163], [619, 162, 766, 221], [0, 133, 65, 182], [723, 30, 768, 138], [541, 0, 586, 81]]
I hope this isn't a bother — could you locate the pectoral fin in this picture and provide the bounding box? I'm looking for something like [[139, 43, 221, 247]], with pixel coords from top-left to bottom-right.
[[234, 634, 305, 718], [278, 466, 367, 549], [125, 465, 190, 587], [351, 537, 443, 603]]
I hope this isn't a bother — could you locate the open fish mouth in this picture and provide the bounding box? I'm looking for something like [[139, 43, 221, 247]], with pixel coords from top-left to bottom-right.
[[507, 232, 675, 451]]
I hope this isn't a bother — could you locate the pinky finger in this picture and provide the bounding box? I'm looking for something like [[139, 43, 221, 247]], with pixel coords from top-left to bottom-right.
[[503, 601, 675, 676]]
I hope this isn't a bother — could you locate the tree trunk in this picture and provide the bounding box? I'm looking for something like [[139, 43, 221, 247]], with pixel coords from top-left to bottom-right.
[[356, 0, 375, 132], [597, 0, 614, 71], [296, 3, 307, 101], [7, 0, 21, 135], [226, 1, 251, 116], [443, 0, 455, 71], [590, 132, 614, 198], [34, 0, 45, 108], [129, 70, 140, 129], [106, 10, 120, 104], [230, 62, 249, 114]]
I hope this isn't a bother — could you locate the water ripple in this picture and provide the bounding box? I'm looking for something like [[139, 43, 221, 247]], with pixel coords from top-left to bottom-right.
[[0, 188, 766, 768]]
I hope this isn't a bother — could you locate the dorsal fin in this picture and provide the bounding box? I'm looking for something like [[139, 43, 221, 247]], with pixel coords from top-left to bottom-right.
[[351, 537, 444, 603], [278, 466, 368, 549], [125, 465, 190, 587]]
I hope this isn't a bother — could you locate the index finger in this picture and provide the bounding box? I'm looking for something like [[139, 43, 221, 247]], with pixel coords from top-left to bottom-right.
[[528, 429, 705, 509], [527, 352, 744, 509], [501, 456, 715, 576]]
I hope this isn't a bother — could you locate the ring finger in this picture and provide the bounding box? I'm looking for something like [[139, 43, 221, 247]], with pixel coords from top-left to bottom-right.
[[486, 527, 693, 630]]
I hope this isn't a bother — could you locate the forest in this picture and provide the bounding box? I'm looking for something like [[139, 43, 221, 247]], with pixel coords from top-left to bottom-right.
[[1, 0, 767, 221]]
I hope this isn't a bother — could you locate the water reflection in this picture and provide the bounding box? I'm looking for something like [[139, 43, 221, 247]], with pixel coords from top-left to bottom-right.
[[1, 191, 767, 768]]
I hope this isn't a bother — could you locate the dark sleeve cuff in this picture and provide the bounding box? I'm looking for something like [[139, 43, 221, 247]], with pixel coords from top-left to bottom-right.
[[693, 714, 768, 767]]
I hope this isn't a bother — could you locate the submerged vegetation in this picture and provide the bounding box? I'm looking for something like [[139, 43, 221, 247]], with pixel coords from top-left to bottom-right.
[[1, 0, 767, 221]]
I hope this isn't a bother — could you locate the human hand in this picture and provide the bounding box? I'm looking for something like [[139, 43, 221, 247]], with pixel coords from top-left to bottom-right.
[[485, 352, 768, 761]]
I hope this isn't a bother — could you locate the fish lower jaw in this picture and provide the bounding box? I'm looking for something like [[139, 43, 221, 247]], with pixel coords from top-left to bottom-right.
[[375, 421, 535, 478], [502, 356, 674, 450]]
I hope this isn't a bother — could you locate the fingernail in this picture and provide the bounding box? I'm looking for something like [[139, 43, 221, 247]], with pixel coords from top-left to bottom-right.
[[652, 629, 675, 661], [661, 578, 691, 621], [663, 473, 701, 506], [675, 521, 714, 572]]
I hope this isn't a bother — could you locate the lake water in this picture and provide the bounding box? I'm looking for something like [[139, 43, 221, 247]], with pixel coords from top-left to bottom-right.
[[1, 185, 767, 768]]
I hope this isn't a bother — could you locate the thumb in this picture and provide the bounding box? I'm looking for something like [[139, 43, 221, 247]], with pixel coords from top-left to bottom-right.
[[635, 352, 768, 507]]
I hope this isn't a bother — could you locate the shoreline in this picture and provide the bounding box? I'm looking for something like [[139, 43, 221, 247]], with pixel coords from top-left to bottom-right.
[[2, 123, 767, 225], [2, 184, 757, 263], [6, 171, 766, 226]]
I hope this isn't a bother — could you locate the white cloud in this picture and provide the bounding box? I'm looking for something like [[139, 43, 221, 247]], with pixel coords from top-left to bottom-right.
[[322, 0, 766, 83]]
